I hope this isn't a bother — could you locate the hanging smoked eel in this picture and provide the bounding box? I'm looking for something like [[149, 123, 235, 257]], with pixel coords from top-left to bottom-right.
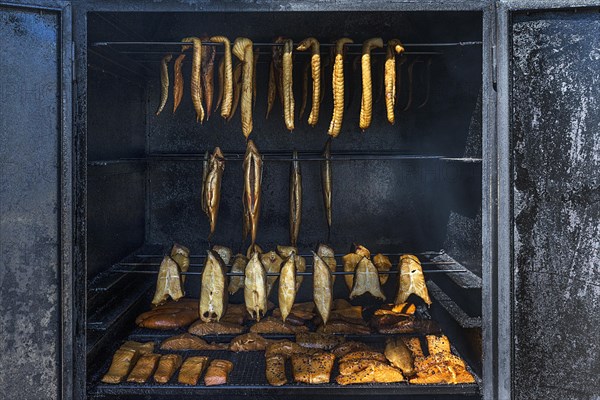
[[289, 151, 302, 247], [232, 37, 254, 138], [201, 150, 210, 216], [266, 60, 276, 119], [215, 57, 225, 113], [327, 38, 353, 137], [321, 138, 332, 241], [227, 63, 243, 122], [156, 54, 172, 115], [204, 147, 225, 240], [243, 140, 262, 247], [273, 37, 285, 112], [210, 36, 233, 118], [385, 39, 405, 124], [296, 37, 321, 126], [282, 39, 295, 131], [173, 38, 193, 114], [359, 38, 383, 131], [201, 38, 216, 121], [188, 37, 205, 122]]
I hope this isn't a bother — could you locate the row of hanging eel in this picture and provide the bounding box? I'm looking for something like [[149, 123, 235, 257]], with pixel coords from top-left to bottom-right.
[[201, 139, 333, 246], [156, 37, 430, 138]]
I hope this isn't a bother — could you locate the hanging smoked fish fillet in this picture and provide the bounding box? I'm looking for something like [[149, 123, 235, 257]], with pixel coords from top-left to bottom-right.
[[201, 38, 216, 121], [395, 254, 431, 305], [243, 140, 262, 247], [244, 252, 268, 321], [327, 38, 353, 137], [266, 60, 276, 119], [278, 252, 297, 322], [373, 253, 392, 285], [210, 36, 233, 118], [277, 245, 306, 291], [228, 253, 248, 295], [296, 37, 321, 126], [203, 147, 225, 239], [282, 39, 295, 131], [247, 243, 263, 259], [156, 54, 172, 115], [187, 37, 205, 122], [152, 256, 184, 306], [200, 150, 209, 216], [273, 37, 285, 111], [317, 244, 336, 283], [199, 250, 228, 322], [350, 257, 386, 301], [215, 57, 225, 113], [232, 37, 254, 138], [321, 138, 332, 240], [384, 39, 404, 124], [312, 251, 333, 326], [289, 151, 302, 247], [170, 243, 190, 284], [342, 253, 362, 291], [261, 251, 283, 296], [359, 38, 383, 131], [212, 245, 232, 266], [173, 54, 185, 113], [227, 62, 243, 122]]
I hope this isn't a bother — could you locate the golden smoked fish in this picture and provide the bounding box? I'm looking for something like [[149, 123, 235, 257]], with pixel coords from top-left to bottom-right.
[[152, 256, 184, 306], [228, 62, 242, 122], [170, 243, 190, 284], [201, 38, 216, 121], [321, 138, 332, 239], [277, 245, 305, 291], [350, 257, 386, 301], [156, 54, 172, 115], [261, 251, 283, 296], [199, 250, 228, 322], [244, 252, 268, 321], [384, 39, 404, 124], [385, 337, 415, 376], [187, 37, 205, 123], [210, 36, 233, 118], [278, 252, 297, 322], [215, 57, 224, 113], [359, 38, 383, 131], [396, 254, 431, 305], [289, 151, 302, 247], [317, 244, 336, 283], [373, 253, 392, 285], [327, 38, 353, 137], [173, 38, 193, 114], [228, 253, 248, 295], [243, 140, 262, 247], [312, 251, 333, 326], [266, 60, 276, 119], [296, 37, 321, 126], [201, 150, 209, 216], [232, 37, 254, 138], [204, 147, 225, 239], [282, 39, 295, 131]]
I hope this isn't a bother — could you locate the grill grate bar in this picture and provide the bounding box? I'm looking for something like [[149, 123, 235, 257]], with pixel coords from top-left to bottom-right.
[[112, 268, 466, 276], [92, 40, 482, 47]]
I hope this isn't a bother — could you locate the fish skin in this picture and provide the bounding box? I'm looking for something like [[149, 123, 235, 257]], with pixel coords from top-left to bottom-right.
[[385, 337, 415, 376], [317, 244, 336, 283], [342, 253, 362, 290], [156, 54, 172, 115], [266, 60, 276, 119], [289, 151, 302, 247], [209, 36, 233, 118], [201, 38, 216, 121], [173, 53, 187, 113], [278, 252, 297, 322], [228, 253, 248, 295], [396, 254, 431, 305], [232, 37, 254, 138], [215, 57, 224, 113], [199, 250, 228, 322], [312, 251, 333, 326], [187, 37, 205, 123], [204, 147, 225, 239], [350, 257, 386, 301], [296, 37, 321, 126], [320, 138, 332, 237], [228, 62, 243, 122], [261, 251, 283, 296], [246, 243, 263, 259], [282, 39, 295, 131], [212, 245, 232, 266], [170, 243, 190, 284], [359, 38, 384, 131], [276, 245, 305, 291], [327, 38, 353, 137], [373, 253, 392, 284], [201, 150, 209, 216], [243, 140, 263, 247], [244, 252, 268, 321], [385, 39, 404, 124]]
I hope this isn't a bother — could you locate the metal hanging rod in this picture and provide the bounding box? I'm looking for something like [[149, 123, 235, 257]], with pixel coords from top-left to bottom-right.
[[92, 41, 482, 47], [120, 51, 441, 58], [116, 261, 455, 268], [133, 251, 445, 258], [112, 269, 465, 276]]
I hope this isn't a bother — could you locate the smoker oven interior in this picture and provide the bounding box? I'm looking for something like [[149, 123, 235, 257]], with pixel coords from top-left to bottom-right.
[[85, 11, 483, 399]]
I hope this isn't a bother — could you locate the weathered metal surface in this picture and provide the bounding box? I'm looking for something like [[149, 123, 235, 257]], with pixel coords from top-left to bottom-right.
[[512, 10, 600, 400], [0, 6, 60, 400]]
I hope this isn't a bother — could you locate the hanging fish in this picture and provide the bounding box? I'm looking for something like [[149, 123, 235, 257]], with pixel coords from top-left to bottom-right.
[[232, 37, 254, 138], [228, 253, 248, 295], [204, 147, 225, 239], [210, 36, 233, 118], [152, 256, 184, 306], [201, 150, 209, 216], [200, 37, 216, 121], [199, 250, 228, 322], [359, 38, 383, 131], [278, 252, 297, 322], [243, 140, 263, 247], [320, 138, 333, 240], [313, 251, 333, 326], [261, 251, 283, 296], [289, 151, 302, 247], [170, 243, 190, 284], [350, 257, 386, 301], [244, 252, 268, 321], [395, 254, 431, 305], [384, 39, 404, 124], [156, 54, 172, 115], [316, 244, 336, 283], [296, 37, 321, 126], [327, 38, 353, 137]]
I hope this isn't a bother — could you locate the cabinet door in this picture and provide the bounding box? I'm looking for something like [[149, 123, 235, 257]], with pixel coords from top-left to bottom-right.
[[497, 2, 600, 400], [0, 2, 72, 400]]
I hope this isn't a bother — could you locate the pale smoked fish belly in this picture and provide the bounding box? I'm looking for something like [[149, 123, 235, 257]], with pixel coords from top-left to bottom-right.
[[261, 251, 283, 295], [244, 252, 268, 321], [278, 252, 297, 322], [396, 255, 432, 305], [350, 257, 386, 300], [151, 256, 184, 306], [199, 250, 228, 322], [312, 252, 333, 326]]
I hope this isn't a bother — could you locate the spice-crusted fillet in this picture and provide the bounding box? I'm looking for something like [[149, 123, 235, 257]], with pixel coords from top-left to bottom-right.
[[291, 352, 335, 384], [266, 354, 287, 386], [295, 332, 346, 350]]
